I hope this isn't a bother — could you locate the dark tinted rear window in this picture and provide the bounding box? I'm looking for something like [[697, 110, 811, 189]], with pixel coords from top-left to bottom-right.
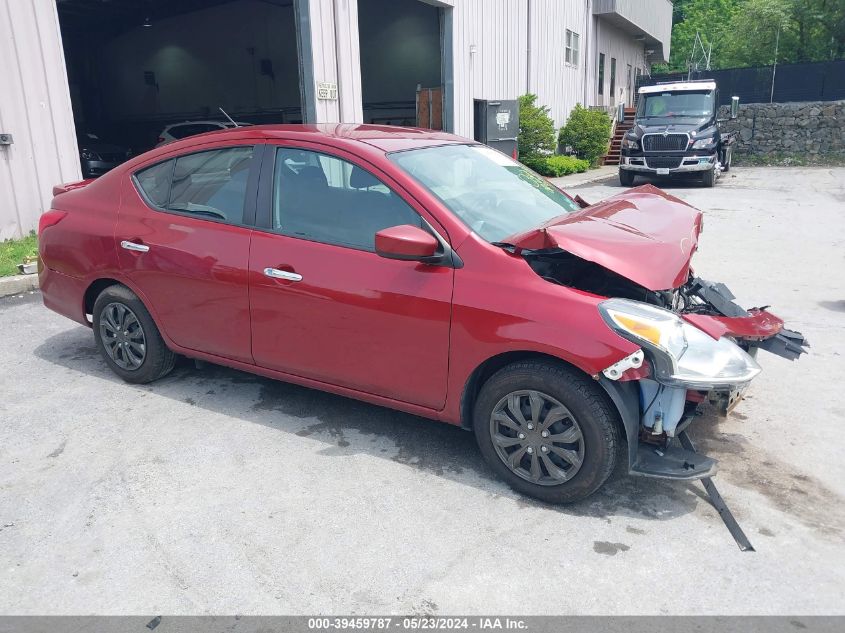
[[135, 160, 174, 206], [168, 147, 254, 223]]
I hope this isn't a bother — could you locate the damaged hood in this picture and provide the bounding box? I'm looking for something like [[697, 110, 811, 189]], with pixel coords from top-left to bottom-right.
[[505, 184, 703, 291]]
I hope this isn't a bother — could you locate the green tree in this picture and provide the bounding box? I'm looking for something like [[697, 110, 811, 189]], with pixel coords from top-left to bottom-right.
[[721, 0, 793, 67], [659, 0, 844, 72], [661, 0, 740, 72], [517, 94, 556, 160]]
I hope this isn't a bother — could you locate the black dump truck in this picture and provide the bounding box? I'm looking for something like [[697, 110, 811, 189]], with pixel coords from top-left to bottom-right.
[[619, 80, 739, 187]]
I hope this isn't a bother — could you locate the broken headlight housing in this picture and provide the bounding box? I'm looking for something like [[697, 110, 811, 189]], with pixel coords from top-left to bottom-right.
[[599, 298, 761, 389]]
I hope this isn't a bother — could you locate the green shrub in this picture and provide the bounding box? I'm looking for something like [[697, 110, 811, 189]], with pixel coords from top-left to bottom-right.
[[522, 154, 590, 177], [518, 94, 556, 161], [543, 155, 590, 176], [558, 104, 612, 166]]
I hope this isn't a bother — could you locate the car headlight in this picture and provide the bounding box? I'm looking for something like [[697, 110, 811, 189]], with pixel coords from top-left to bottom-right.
[[599, 298, 761, 389], [81, 149, 99, 161], [622, 137, 639, 150], [691, 137, 714, 149]]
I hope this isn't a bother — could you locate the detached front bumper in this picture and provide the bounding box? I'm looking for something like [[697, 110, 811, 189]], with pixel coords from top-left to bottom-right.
[[620, 154, 717, 174]]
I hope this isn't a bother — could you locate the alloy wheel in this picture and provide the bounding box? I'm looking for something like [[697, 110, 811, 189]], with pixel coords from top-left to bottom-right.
[[99, 302, 147, 370], [489, 390, 585, 486]]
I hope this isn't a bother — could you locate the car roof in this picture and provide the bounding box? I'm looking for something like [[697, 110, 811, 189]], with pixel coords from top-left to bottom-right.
[[165, 123, 472, 152]]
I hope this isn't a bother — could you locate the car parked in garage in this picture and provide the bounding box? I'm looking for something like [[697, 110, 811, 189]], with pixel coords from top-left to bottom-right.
[[77, 132, 132, 178], [38, 124, 807, 503], [155, 120, 251, 147]]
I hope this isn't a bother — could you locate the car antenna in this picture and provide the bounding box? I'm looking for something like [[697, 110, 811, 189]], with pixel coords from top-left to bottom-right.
[[219, 107, 239, 127]]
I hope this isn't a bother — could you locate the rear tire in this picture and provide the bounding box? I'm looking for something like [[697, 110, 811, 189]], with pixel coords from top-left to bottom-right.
[[619, 169, 635, 187], [702, 167, 716, 187], [473, 360, 620, 504], [92, 284, 175, 384]]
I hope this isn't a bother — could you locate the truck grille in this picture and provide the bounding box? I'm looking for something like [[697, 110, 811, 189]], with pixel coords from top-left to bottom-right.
[[646, 156, 682, 169], [642, 134, 689, 152]]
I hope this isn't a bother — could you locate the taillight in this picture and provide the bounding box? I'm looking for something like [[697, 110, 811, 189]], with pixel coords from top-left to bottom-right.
[[512, 146, 518, 160], [38, 210, 67, 235]]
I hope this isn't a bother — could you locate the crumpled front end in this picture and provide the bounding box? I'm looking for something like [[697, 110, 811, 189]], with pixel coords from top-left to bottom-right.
[[596, 275, 808, 480], [512, 185, 809, 481]]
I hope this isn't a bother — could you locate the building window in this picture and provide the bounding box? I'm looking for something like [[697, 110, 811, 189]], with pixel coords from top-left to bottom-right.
[[598, 53, 605, 95], [610, 57, 616, 100], [627, 64, 633, 103], [565, 29, 580, 67]]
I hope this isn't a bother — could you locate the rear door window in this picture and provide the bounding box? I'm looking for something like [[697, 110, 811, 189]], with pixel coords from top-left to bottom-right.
[[134, 146, 255, 224], [168, 147, 254, 223], [135, 160, 174, 207]]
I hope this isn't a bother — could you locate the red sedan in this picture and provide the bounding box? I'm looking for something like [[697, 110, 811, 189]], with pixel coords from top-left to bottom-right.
[[38, 124, 806, 503]]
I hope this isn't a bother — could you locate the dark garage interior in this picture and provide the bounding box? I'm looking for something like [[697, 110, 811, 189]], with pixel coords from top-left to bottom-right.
[[56, 0, 448, 177], [357, 0, 444, 128], [57, 0, 303, 159]]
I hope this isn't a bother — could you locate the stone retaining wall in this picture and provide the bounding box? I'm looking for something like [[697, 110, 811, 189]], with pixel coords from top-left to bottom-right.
[[718, 100, 844, 156]]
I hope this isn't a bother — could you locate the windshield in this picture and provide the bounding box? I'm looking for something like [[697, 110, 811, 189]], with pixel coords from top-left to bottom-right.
[[637, 90, 715, 119], [389, 144, 580, 243]]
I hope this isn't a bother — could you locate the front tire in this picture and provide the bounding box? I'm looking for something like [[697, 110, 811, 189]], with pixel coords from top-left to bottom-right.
[[619, 169, 635, 187], [473, 360, 620, 504], [702, 167, 716, 187], [92, 284, 175, 384]]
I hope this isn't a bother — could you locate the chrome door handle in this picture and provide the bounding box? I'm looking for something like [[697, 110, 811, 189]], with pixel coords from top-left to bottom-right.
[[121, 240, 149, 253], [264, 267, 302, 282]]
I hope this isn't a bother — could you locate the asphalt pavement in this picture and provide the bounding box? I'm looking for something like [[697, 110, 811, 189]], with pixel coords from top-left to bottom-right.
[[1, 167, 843, 615]]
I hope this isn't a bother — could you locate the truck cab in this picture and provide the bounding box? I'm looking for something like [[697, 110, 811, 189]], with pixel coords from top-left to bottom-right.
[[619, 80, 737, 188]]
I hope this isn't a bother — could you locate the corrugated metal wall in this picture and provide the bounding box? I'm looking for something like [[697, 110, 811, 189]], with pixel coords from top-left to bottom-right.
[[0, 0, 80, 240], [449, 0, 528, 138], [594, 17, 648, 107], [528, 0, 590, 129], [593, 0, 672, 60], [447, 0, 646, 136]]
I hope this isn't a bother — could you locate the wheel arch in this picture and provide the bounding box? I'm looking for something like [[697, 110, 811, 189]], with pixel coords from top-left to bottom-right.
[[82, 277, 170, 347], [460, 351, 592, 429], [83, 278, 124, 323], [460, 350, 640, 470]]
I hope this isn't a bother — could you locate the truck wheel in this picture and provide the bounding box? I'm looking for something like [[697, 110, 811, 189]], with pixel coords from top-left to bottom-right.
[[473, 360, 620, 504], [702, 168, 716, 187], [619, 169, 635, 187]]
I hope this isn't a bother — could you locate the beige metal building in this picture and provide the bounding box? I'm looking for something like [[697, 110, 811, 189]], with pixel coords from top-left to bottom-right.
[[0, 0, 671, 239]]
